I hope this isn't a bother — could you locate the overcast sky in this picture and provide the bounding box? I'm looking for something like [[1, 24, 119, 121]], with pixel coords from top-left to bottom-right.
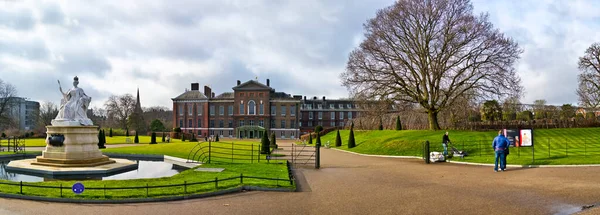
[[1, 0, 599, 110]]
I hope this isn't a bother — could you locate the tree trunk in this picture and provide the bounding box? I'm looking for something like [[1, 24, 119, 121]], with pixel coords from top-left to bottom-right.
[[428, 111, 441, 130]]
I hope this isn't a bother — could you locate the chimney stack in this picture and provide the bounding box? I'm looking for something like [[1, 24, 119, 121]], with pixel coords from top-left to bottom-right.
[[237, 80, 241, 86], [212, 92, 215, 98], [266, 79, 270, 87], [304, 96, 307, 101], [204, 86, 212, 98], [322, 96, 326, 101], [191, 83, 199, 91]]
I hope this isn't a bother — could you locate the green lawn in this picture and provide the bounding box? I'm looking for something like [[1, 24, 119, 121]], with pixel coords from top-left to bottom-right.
[[102, 140, 272, 164], [318, 128, 600, 165], [6, 136, 184, 147], [0, 140, 292, 200]]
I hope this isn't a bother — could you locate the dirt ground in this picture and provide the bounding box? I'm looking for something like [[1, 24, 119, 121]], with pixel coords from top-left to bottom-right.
[[0, 140, 598, 215]]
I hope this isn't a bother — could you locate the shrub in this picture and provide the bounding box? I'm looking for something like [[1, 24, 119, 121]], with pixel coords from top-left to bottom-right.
[[1, 133, 5, 138], [150, 132, 157, 144], [261, 132, 270, 154], [315, 125, 323, 134], [348, 124, 356, 148], [378, 119, 383, 130], [98, 130, 106, 149], [270, 132, 277, 149], [182, 133, 186, 141], [214, 135, 218, 142], [150, 119, 166, 132], [335, 130, 342, 147], [308, 133, 313, 144], [162, 132, 165, 142], [173, 127, 182, 133], [109, 128, 113, 137], [134, 131, 139, 143], [395, 116, 402, 130], [586, 112, 596, 119], [30, 131, 34, 137], [126, 128, 130, 137]]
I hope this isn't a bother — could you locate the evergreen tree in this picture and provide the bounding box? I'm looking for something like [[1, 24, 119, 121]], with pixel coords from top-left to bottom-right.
[[162, 132, 165, 142], [109, 128, 113, 137], [335, 130, 342, 147], [308, 133, 313, 144], [150, 132, 157, 144], [348, 123, 356, 148], [182, 133, 186, 141], [261, 132, 270, 154], [395, 116, 402, 130], [378, 119, 384, 130], [98, 130, 106, 149], [134, 131, 139, 143], [126, 128, 129, 137], [270, 132, 277, 149], [215, 135, 219, 142]]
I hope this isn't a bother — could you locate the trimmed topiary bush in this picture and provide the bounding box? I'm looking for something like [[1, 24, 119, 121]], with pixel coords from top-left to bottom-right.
[[182, 133, 186, 141], [348, 123, 356, 148], [98, 130, 106, 149], [308, 133, 313, 144], [162, 132, 165, 142], [150, 132, 157, 144], [270, 132, 277, 149], [109, 128, 113, 137], [395, 116, 402, 130], [335, 130, 342, 147], [1, 133, 5, 138], [214, 135, 219, 142], [261, 132, 270, 154], [134, 131, 139, 143], [378, 119, 384, 130], [315, 125, 323, 134], [126, 128, 130, 137]]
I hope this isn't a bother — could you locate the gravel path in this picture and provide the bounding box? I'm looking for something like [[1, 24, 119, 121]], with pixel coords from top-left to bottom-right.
[[0, 141, 598, 215], [26, 144, 145, 151]]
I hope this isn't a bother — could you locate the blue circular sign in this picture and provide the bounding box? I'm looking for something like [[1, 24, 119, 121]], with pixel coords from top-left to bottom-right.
[[72, 182, 85, 194]]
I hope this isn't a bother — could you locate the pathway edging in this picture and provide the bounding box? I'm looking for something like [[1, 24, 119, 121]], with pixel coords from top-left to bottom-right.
[[328, 147, 600, 168]]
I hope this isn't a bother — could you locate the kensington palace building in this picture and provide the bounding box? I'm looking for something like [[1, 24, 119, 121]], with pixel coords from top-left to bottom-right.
[[172, 79, 362, 139]]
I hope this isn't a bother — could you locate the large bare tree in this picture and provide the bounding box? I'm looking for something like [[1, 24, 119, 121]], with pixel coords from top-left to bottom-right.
[[0, 79, 18, 129], [577, 43, 600, 108], [342, 0, 523, 130], [104, 94, 136, 129], [37, 101, 59, 127]]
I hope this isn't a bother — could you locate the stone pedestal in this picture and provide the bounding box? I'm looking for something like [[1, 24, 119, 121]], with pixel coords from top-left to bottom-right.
[[33, 126, 115, 167]]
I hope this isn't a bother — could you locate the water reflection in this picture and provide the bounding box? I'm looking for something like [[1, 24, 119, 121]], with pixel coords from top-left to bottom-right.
[[0, 159, 187, 182]]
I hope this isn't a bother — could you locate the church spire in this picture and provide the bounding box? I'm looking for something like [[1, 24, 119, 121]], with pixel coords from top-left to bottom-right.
[[135, 87, 142, 112]]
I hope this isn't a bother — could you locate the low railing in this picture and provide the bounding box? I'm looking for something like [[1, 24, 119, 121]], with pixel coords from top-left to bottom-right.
[[0, 172, 294, 199]]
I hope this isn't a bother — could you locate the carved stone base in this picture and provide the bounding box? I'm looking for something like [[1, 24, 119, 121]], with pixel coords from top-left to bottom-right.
[[33, 155, 116, 167]]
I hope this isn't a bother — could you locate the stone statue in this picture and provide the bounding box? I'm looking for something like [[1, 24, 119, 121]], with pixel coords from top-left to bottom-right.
[[52, 76, 93, 126]]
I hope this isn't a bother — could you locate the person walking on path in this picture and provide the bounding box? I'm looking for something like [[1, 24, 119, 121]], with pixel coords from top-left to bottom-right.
[[492, 130, 510, 172], [442, 131, 450, 156]]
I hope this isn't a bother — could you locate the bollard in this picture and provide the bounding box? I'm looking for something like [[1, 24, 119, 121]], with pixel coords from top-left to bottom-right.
[[423, 141, 430, 164], [146, 183, 149, 197], [60, 184, 62, 197], [20, 181, 22, 194], [315, 142, 321, 169]]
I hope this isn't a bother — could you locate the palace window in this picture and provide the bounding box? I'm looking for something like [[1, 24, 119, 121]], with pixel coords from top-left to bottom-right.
[[219, 106, 224, 116], [281, 106, 286, 116], [210, 105, 215, 116], [291, 105, 296, 116], [248, 100, 256, 115]]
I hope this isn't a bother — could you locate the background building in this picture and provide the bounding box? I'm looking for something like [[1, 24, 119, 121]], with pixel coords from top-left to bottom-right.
[[172, 79, 302, 139], [10, 97, 40, 130], [298, 96, 360, 134]]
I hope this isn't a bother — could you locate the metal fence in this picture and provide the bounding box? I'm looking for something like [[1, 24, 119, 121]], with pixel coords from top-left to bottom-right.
[[0, 137, 26, 153], [187, 141, 283, 164], [427, 138, 600, 163], [0, 172, 293, 198]]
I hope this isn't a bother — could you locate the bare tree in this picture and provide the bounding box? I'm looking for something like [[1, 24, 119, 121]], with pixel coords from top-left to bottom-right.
[[104, 94, 136, 129], [577, 43, 600, 108], [37, 101, 59, 127], [342, 0, 523, 130], [533, 99, 547, 119], [0, 79, 18, 129]]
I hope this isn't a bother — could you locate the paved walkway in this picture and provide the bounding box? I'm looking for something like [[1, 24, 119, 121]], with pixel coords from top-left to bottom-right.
[[0, 141, 599, 215]]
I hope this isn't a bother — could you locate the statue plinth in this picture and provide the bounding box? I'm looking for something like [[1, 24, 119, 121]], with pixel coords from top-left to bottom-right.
[[32, 125, 115, 167]]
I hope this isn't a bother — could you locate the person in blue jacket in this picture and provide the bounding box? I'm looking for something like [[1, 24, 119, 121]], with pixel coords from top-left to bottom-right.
[[492, 130, 510, 172]]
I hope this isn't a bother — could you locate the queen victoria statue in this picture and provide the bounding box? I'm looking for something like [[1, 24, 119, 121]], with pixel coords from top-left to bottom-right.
[[51, 76, 94, 126]]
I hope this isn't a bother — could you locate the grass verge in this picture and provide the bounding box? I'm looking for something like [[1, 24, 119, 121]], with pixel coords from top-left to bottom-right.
[[317, 128, 600, 165]]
